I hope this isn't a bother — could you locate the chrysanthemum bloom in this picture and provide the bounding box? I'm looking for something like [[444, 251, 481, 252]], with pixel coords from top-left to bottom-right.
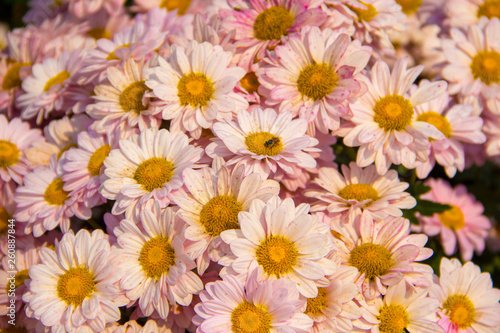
[[206, 107, 319, 178], [445, 0, 500, 28], [100, 127, 204, 220], [417, 178, 491, 261], [16, 50, 84, 124], [220, 0, 327, 70], [134, 0, 217, 16], [306, 265, 362, 333], [173, 158, 280, 274], [145, 41, 247, 139], [115, 204, 203, 319], [338, 57, 447, 175], [442, 17, 500, 99], [0, 247, 39, 316], [413, 84, 486, 178], [258, 26, 371, 134], [219, 196, 336, 298], [23, 229, 127, 332], [14, 156, 91, 237], [87, 58, 161, 133], [430, 257, 500, 333], [193, 273, 313, 332], [0, 115, 43, 185], [25, 114, 93, 169], [354, 280, 443, 333], [328, 211, 433, 300], [0, 55, 31, 116], [305, 162, 416, 223]]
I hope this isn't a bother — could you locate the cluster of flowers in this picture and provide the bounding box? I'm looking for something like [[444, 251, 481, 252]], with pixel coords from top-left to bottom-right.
[[0, 0, 500, 332]]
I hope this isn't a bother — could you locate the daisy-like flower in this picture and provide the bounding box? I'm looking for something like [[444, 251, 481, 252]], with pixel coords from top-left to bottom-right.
[[0, 114, 43, 185], [17, 50, 84, 124], [417, 178, 491, 261], [413, 84, 486, 178], [206, 107, 319, 178], [305, 265, 362, 333], [219, 196, 336, 298], [355, 280, 443, 333], [193, 273, 313, 332], [100, 127, 204, 220], [14, 157, 91, 237], [445, 0, 500, 28], [328, 211, 433, 300], [22, 229, 127, 332], [115, 204, 203, 319], [338, 57, 447, 175], [220, 0, 327, 70], [442, 17, 500, 99], [305, 162, 416, 223], [258, 26, 371, 134], [173, 157, 280, 274], [87, 58, 161, 133], [430, 257, 500, 333], [145, 41, 248, 139]]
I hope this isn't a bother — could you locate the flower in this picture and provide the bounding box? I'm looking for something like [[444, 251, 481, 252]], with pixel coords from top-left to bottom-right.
[[206, 107, 319, 179], [99, 127, 204, 220], [417, 178, 491, 261], [338, 57, 447, 175], [305, 162, 416, 223], [22, 229, 127, 332], [0, 114, 43, 185], [258, 26, 371, 134], [445, 0, 500, 28], [115, 204, 203, 319], [219, 196, 336, 298], [328, 211, 433, 300], [355, 280, 443, 333], [145, 40, 248, 139], [430, 257, 500, 333], [173, 158, 280, 275], [193, 273, 313, 332]]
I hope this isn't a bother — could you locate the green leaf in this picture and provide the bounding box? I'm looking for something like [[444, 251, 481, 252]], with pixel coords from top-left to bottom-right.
[[417, 200, 452, 216]]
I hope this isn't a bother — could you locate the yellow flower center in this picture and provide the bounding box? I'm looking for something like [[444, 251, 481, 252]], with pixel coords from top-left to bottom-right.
[[2, 63, 30, 91], [395, 0, 422, 15], [305, 288, 327, 317], [374, 95, 414, 132], [13, 269, 30, 290], [256, 236, 298, 278], [348, 1, 378, 22], [199, 195, 243, 237], [43, 71, 70, 92], [139, 236, 176, 280], [119, 81, 150, 114], [0, 140, 20, 169], [253, 6, 294, 41], [245, 132, 283, 156], [470, 50, 500, 85], [88, 145, 111, 177], [438, 205, 465, 231], [160, 0, 192, 15], [338, 183, 380, 204], [86, 28, 111, 40], [443, 294, 476, 329], [57, 266, 97, 306], [177, 72, 215, 108], [240, 72, 260, 94], [417, 111, 452, 138], [134, 157, 174, 192], [297, 63, 338, 101], [106, 43, 131, 61], [44, 177, 70, 206], [349, 243, 393, 280], [231, 301, 272, 333], [378, 304, 410, 333], [0, 325, 28, 333], [477, 0, 500, 19], [0, 206, 10, 236], [57, 143, 78, 160]]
